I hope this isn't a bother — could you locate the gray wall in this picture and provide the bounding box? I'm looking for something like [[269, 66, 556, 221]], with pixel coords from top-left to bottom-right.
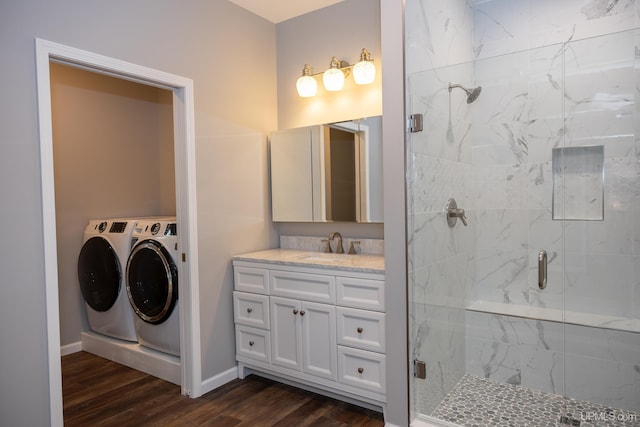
[[0, 1, 278, 425], [275, 0, 384, 241], [276, 0, 382, 130], [51, 63, 176, 347]]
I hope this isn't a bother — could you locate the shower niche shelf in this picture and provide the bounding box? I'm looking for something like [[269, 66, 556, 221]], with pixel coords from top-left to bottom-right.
[[552, 145, 604, 221]]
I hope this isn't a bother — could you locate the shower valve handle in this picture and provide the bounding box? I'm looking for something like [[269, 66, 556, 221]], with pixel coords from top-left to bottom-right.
[[446, 198, 468, 227], [452, 208, 467, 226]]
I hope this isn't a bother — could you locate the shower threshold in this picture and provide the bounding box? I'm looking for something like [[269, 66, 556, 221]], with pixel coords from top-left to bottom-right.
[[430, 374, 639, 427]]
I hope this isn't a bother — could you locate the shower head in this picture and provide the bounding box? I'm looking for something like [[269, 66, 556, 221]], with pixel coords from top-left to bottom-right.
[[448, 83, 482, 104]]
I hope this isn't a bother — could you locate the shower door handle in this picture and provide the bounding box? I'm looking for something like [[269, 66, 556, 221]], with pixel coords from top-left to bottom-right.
[[538, 250, 547, 290]]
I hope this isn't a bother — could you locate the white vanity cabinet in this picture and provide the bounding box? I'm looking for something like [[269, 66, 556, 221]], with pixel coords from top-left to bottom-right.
[[232, 255, 386, 412], [270, 296, 337, 381]]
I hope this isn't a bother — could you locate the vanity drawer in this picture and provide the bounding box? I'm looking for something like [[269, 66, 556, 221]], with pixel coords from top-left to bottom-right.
[[337, 307, 385, 353], [234, 266, 269, 294], [337, 346, 386, 394], [336, 277, 385, 311], [270, 270, 335, 304], [233, 291, 270, 329], [235, 325, 271, 363]]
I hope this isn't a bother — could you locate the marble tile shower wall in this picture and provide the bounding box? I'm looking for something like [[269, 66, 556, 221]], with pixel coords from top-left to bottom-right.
[[465, 310, 640, 412], [474, 29, 640, 316], [406, 0, 640, 417]]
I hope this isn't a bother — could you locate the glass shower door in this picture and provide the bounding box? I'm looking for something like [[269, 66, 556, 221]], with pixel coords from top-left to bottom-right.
[[405, 1, 640, 425]]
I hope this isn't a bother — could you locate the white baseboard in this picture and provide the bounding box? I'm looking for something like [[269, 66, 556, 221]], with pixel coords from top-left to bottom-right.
[[200, 366, 239, 396], [60, 341, 82, 356]]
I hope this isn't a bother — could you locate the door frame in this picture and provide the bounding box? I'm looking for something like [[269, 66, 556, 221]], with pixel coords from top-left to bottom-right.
[[35, 38, 202, 426]]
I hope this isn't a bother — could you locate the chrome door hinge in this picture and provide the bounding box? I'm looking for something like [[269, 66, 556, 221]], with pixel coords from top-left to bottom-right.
[[408, 113, 423, 133], [413, 360, 426, 379]]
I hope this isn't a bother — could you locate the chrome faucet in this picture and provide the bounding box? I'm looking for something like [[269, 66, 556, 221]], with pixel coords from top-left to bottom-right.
[[329, 232, 344, 254]]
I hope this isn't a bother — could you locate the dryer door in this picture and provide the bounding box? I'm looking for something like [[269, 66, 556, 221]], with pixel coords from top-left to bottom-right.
[[77, 236, 121, 312], [126, 239, 178, 325]]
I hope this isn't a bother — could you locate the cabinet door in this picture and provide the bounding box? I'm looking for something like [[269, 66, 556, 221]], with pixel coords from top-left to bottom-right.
[[270, 126, 317, 222], [270, 297, 302, 371], [301, 302, 337, 381]]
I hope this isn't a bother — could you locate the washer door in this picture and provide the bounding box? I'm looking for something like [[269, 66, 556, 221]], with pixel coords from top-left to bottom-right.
[[77, 236, 121, 312], [126, 239, 178, 325]]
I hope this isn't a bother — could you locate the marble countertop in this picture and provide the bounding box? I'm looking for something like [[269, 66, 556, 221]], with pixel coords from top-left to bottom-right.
[[232, 249, 384, 273]]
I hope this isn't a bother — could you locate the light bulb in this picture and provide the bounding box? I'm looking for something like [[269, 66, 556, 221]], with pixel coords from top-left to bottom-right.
[[296, 64, 317, 97], [323, 69, 344, 91], [353, 48, 376, 85], [323, 57, 345, 91]]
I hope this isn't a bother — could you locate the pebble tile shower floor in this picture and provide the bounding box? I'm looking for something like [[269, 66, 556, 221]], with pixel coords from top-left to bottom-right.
[[431, 374, 639, 427]]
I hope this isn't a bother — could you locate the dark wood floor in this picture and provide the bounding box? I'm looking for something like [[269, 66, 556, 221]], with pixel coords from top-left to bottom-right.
[[62, 351, 385, 426]]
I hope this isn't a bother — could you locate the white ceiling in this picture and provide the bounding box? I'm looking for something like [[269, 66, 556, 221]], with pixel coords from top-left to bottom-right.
[[228, 0, 344, 23]]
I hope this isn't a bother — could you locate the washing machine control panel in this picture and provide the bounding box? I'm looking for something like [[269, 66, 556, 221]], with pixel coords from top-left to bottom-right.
[[137, 221, 177, 237], [98, 221, 108, 233], [109, 221, 128, 233]]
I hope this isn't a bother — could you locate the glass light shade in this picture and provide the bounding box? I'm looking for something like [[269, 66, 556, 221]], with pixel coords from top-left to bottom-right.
[[353, 60, 376, 85], [323, 68, 345, 91], [296, 75, 317, 97]]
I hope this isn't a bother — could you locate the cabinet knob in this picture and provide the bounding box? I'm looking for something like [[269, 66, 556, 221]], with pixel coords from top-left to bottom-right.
[[357, 327, 363, 333], [249, 341, 254, 347], [247, 308, 253, 313], [300, 310, 305, 316], [293, 309, 299, 315], [357, 367, 364, 374]]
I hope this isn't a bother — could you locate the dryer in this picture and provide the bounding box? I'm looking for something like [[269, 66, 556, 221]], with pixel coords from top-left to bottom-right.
[[77, 218, 138, 341], [126, 217, 180, 356]]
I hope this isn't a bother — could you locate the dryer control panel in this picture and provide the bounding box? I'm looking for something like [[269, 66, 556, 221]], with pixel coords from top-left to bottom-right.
[[110, 221, 129, 233]]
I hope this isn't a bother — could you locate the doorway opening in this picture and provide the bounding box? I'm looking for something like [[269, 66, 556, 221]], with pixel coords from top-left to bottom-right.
[[35, 39, 201, 426]]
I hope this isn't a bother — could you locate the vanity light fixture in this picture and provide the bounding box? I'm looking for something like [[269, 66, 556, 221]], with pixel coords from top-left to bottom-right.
[[296, 48, 376, 97]]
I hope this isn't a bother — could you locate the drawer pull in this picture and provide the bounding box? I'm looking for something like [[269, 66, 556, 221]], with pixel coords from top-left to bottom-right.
[[357, 367, 364, 374], [246, 308, 253, 313], [293, 309, 299, 315], [249, 341, 254, 347], [357, 327, 363, 333], [300, 310, 305, 316]]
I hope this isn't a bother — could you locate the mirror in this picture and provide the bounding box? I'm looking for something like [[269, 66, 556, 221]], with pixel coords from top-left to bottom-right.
[[270, 116, 383, 223]]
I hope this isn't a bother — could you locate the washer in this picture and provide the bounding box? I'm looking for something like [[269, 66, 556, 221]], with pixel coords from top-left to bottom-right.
[[126, 217, 180, 356], [77, 218, 138, 341]]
